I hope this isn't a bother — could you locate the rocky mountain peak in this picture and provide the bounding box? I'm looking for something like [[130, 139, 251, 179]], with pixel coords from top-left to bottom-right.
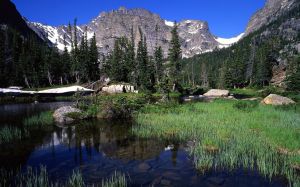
[[245, 0, 297, 35], [27, 7, 243, 58]]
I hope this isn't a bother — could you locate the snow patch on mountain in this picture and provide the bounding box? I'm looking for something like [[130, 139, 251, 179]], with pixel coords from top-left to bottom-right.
[[164, 20, 174, 27], [216, 33, 244, 48]]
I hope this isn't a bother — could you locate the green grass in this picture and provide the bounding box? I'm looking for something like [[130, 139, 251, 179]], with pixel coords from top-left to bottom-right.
[[0, 126, 29, 144], [230, 88, 261, 98], [230, 86, 291, 98], [24, 111, 54, 127], [0, 166, 127, 187], [133, 99, 300, 184], [102, 172, 127, 187]]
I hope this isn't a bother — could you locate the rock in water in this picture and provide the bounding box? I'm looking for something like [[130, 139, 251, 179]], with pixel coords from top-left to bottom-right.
[[204, 89, 230, 97], [262, 94, 295, 105], [53, 106, 82, 124]]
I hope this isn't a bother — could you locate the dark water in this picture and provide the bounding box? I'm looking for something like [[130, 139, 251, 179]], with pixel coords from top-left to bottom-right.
[[0, 102, 288, 186]]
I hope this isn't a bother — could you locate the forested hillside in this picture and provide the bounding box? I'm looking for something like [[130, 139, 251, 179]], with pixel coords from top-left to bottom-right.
[[0, 24, 100, 88], [181, 2, 300, 91]]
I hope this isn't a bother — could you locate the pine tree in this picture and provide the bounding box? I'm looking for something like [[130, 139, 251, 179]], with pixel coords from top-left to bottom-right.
[[126, 28, 135, 84], [287, 55, 300, 91], [88, 33, 100, 81], [71, 18, 81, 83], [19, 45, 31, 88], [136, 30, 150, 90], [253, 44, 272, 87], [61, 34, 71, 84], [0, 31, 6, 86], [78, 28, 88, 82], [168, 22, 182, 90], [154, 46, 163, 84], [110, 38, 123, 81]]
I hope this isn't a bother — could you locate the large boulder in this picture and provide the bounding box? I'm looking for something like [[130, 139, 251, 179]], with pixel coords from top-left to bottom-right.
[[53, 106, 82, 124], [204, 89, 229, 97], [261, 94, 295, 105], [102, 84, 137, 94]]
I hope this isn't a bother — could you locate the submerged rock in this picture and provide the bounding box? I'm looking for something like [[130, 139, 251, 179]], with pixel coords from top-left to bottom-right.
[[261, 94, 295, 105], [53, 106, 82, 124], [207, 177, 225, 185], [204, 89, 230, 97], [134, 162, 151, 172]]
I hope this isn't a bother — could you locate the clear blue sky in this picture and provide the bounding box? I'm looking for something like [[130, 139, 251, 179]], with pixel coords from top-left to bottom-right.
[[11, 0, 265, 38]]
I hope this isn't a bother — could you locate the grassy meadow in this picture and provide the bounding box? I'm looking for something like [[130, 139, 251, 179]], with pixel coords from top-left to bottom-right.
[[133, 99, 300, 185]]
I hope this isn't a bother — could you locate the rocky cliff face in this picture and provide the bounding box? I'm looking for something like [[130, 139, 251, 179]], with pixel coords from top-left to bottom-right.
[[245, 0, 297, 35], [245, 0, 300, 87], [27, 7, 240, 58]]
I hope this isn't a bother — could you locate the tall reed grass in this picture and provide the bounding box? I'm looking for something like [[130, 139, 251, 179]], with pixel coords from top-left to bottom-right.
[[0, 126, 29, 144], [0, 166, 127, 187], [134, 99, 300, 184], [24, 111, 54, 127]]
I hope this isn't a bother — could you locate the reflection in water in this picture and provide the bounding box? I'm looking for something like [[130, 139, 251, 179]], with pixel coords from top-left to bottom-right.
[[0, 102, 287, 186]]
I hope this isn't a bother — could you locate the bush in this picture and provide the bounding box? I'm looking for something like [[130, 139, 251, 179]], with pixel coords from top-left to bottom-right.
[[66, 112, 86, 120], [233, 101, 258, 112], [97, 96, 146, 119], [191, 87, 206, 95], [258, 86, 284, 97]]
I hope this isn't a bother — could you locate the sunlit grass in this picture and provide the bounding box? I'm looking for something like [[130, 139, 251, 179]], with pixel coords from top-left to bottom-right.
[[24, 111, 54, 126], [102, 171, 127, 187], [133, 99, 300, 184]]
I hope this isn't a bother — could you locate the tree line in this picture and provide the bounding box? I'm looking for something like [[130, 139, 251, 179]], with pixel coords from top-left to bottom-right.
[[0, 19, 183, 95], [0, 19, 99, 88], [101, 24, 182, 93]]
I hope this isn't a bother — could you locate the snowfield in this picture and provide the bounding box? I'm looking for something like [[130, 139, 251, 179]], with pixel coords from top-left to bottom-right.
[[0, 86, 94, 96], [216, 33, 245, 48], [164, 20, 175, 27]]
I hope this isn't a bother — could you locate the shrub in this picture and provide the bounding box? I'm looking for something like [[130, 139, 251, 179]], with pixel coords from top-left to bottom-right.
[[97, 97, 137, 119], [66, 112, 86, 120], [258, 86, 284, 97], [233, 101, 258, 112], [191, 87, 206, 95]]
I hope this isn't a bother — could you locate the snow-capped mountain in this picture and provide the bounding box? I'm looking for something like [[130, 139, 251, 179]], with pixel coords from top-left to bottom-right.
[[27, 7, 243, 58]]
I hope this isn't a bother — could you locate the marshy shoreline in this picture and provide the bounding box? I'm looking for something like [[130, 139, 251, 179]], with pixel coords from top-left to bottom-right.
[[0, 90, 299, 186]]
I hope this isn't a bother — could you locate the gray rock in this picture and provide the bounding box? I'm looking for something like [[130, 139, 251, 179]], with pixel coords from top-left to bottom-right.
[[204, 89, 230, 97], [245, 0, 297, 35], [102, 84, 137, 94], [27, 7, 224, 58], [135, 162, 151, 172], [53, 106, 82, 124], [261, 94, 295, 105]]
